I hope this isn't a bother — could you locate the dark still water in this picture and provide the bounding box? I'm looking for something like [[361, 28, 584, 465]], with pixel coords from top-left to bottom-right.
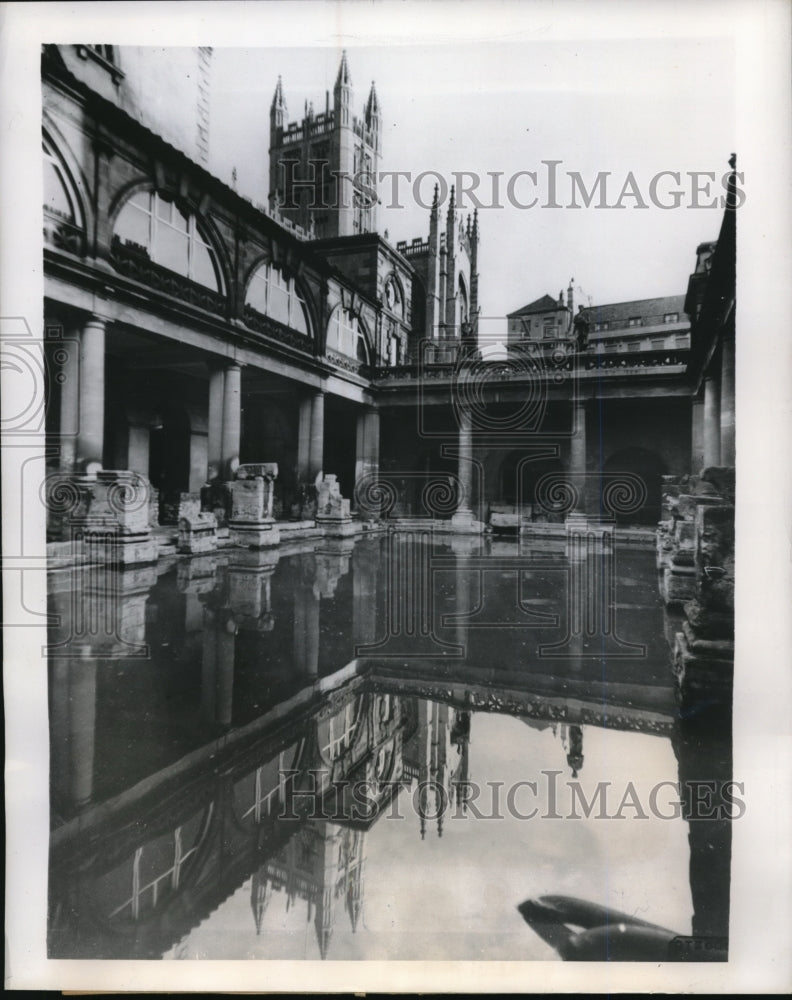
[[47, 529, 732, 961]]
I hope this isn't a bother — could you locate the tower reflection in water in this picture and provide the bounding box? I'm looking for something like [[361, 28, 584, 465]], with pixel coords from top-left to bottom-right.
[[47, 531, 731, 961]]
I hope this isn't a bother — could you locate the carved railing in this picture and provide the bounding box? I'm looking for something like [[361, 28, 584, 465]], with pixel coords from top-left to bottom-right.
[[43, 210, 85, 256], [242, 305, 315, 355], [325, 348, 372, 379], [111, 237, 227, 315]]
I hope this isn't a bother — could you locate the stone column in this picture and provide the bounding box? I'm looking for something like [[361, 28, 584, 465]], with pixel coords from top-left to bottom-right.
[[354, 406, 380, 512], [703, 371, 721, 468], [296, 390, 324, 519], [77, 316, 106, 470], [569, 400, 587, 512], [691, 395, 705, 475], [456, 406, 473, 514], [220, 363, 242, 481], [59, 331, 80, 471], [450, 405, 484, 530], [296, 394, 314, 484], [308, 390, 325, 482], [720, 334, 735, 467], [207, 364, 225, 481]]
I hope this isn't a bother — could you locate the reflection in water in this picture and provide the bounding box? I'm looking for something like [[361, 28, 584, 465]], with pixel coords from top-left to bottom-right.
[[47, 531, 731, 961]]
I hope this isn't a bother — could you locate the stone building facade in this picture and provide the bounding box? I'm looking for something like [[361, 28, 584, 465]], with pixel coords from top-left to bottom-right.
[[41, 42, 732, 542]]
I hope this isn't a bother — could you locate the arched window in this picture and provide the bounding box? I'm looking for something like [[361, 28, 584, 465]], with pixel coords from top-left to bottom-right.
[[384, 277, 403, 319], [43, 136, 82, 225], [327, 305, 369, 362], [456, 274, 469, 332], [113, 190, 222, 292], [245, 262, 308, 335]]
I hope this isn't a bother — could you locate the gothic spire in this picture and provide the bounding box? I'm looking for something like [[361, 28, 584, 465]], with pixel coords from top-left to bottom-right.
[[271, 74, 285, 111], [365, 80, 380, 118], [335, 49, 352, 88]]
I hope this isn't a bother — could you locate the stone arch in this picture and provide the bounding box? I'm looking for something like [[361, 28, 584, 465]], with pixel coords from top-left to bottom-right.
[[110, 184, 230, 296], [42, 122, 92, 249]]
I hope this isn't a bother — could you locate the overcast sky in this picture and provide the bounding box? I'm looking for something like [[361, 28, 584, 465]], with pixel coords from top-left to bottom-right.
[[209, 37, 734, 336]]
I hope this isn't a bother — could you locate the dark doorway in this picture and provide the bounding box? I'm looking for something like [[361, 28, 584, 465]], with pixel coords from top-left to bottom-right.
[[602, 447, 667, 524], [323, 399, 357, 500], [500, 451, 564, 508], [149, 403, 191, 522]]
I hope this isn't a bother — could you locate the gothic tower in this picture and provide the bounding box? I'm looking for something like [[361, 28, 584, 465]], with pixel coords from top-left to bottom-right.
[[397, 188, 480, 348], [268, 51, 382, 238]]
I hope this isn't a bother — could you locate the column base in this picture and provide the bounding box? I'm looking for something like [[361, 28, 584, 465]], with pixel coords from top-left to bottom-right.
[[83, 532, 159, 567], [316, 516, 359, 538], [229, 520, 281, 549]]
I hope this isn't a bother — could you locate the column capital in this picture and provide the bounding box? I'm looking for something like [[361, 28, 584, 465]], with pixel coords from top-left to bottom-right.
[[84, 314, 109, 330]]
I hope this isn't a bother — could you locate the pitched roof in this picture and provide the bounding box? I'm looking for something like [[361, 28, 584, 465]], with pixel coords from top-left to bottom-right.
[[507, 294, 563, 318], [580, 295, 686, 329]]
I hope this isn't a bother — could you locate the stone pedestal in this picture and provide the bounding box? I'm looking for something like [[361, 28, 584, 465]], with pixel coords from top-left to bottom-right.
[[178, 511, 218, 554], [72, 470, 158, 566], [228, 463, 280, 549], [315, 474, 355, 536], [661, 519, 697, 606]]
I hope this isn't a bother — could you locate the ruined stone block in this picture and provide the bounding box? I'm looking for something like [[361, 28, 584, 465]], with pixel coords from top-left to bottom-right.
[[177, 511, 217, 554]]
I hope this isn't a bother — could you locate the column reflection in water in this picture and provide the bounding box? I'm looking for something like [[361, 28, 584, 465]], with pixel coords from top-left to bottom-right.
[[48, 562, 156, 818], [673, 706, 732, 948], [46, 532, 732, 963], [353, 538, 379, 652], [293, 554, 320, 678]]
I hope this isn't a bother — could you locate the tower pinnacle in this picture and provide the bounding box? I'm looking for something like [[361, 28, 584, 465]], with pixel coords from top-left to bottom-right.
[[335, 49, 352, 88]]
